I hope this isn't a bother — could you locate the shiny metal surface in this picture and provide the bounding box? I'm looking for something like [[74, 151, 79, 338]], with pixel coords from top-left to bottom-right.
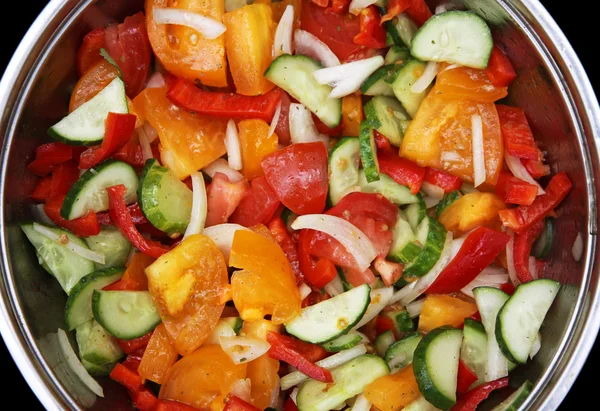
[[0, 0, 598, 409]]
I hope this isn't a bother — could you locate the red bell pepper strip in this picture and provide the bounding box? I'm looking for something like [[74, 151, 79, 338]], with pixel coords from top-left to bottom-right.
[[495, 170, 538, 206], [49, 161, 80, 199], [167, 78, 282, 121], [76, 28, 106, 76], [426, 227, 511, 294], [223, 396, 262, 411], [499, 282, 516, 295], [43, 195, 101, 237], [424, 168, 463, 192], [79, 113, 137, 169], [496, 105, 540, 160], [451, 377, 509, 411], [97, 202, 148, 226], [522, 158, 550, 179], [229, 176, 281, 227], [267, 332, 332, 382], [110, 363, 145, 392], [378, 151, 426, 194], [104, 277, 143, 291], [499, 172, 572, 233], [31, 176, 52, 202], [269, 216, 304, 285], [456, 360, 478, 394], [512, 220, 545, 283], [132, 389, 159, 411], [268, 331, 328, 363], [28, 143, 73, 176], [156, 400, 202, 411], [354, 6, 387, 49], [107, 184, 171, 258], [374, 130, 393, 152], [468, 312, 482, 322], [375, 315, 398, 339], [298, 230, 338, 289], [112, 136, 145, 168], [405, 0, 433, 26], [327, 0, 350, 14], [122, 354, 143, 373], [485, 46, 517, 87], [381, 0, 413, 23], [283, 397, 299, 411]]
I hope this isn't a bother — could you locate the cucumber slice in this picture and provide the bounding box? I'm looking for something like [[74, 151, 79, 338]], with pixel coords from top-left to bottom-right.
[[82, 359, 117, 377], [496, 279, 560, 364], [85, 228, 132, 269], [75, 319, 124, 366], [392, 59, 432, 117], [265, 54, 342, 128], [92, 290, 162, 340], [375, 330, 395, 357], [385, 13, 419, 47], [352, 286, 394, 330], [65, 267, 124, 331], [61, 160, 139, 220], [490, 380, 533, 411], [413, 326, 463, 410], [21, 222, 95, 294], [223, 317, 244, 335], [360, 65, 399, 96], [285, 284, 371, 344], [403, 396, 439, 411], [410, 11, 493, 69], [405, 195, 426, 230], [385, 46, 411, 65], [296, 354, 389, 411], [388, 216, 422, 264], [383, 309, 415, 334], [138, 159, 193, 235], [385, 332, 422, 373], [532, 218, 553, 259], [322, 331, 364, 352], [436, 190, 462, 217], [337, 268, 353, 292], [358, 170, 419, 205], [460, 318, 487, 388], [328, 137, 361, 206], [403, 216, 447, 279], [49, 77, 128, 145], [359, 122, 380, 183], [364, 96, 410, 146]]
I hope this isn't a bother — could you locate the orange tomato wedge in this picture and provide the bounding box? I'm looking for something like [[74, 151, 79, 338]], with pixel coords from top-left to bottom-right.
[[418, 294, 478, 333], [138, 323, 179, 384], [145, 234, 229, 355], [436, 66, 508, 103], [341, 94, 363, 137], [238, 119, 278, 180], [159, 345, 247, 409], [133, 88, 227, 180], [229, 230, 301, 324], [121, 252, 155, 290]]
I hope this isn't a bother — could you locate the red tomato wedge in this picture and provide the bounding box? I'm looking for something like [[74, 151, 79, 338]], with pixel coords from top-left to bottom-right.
[[229, 176, 281, 227], [76, 28, 106, 77], [206, 173, 249, 227]]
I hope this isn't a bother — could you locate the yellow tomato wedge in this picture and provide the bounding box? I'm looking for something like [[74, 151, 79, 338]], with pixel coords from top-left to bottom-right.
[[341, 94, 364, 137], [438, 192, 506, 236], [238, 119, 278, 180], [418, 295, 478, 333], [364, 364, 421, 411], [138, 323, 179, 384]]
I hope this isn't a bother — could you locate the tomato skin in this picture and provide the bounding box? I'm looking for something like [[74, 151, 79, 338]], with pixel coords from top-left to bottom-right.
[[353, 6, 387, 49], [262, 142, 328, 215], [229, 176, 280, 227], [76, 28, 105, 77], [206, 173, 249, 227], [275, 91, 292, 145]]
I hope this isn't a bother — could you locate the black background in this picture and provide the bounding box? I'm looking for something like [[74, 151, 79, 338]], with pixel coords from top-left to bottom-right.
[[0, 0, 597, 409]]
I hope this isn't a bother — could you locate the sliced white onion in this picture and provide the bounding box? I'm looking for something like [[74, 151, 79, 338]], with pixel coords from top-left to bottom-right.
[[203, 223, 250, 262], [138, 127, 153, 162], [225, 120, 243, 171], [203, 158, 244, 183], [441, 63, 461, 72], [273, 5, 294, 58], [153, 8, 226, 40], [505, 152, 545, 195], [391, 232, 454, 305], [461, 267, 509, 298], [289, 103, 329, 146], [529, 256, 538, 280], [219, 336, 271, 365], [572, 232, 583, 262], [57, 329, 104, 397], [349, 0, 379, 15], [352, 287, 394, 330], [280, 344, 367, 390], [423, 196, 441, 209], [406, 299, 425, 318], [205, 320, 236, 345], [143, 122, 158, 143], [268, 101, 282, 138], [411, 61, 439, 93], [269, 378, 281, 409], [421, 181, 445, 200], [146, 72, 166, 89], [505, 230, 520, 286], [351, 395, 371, 411], [471, 114, 486, 188], [530, 333, 542, 359], [230, 378, 252, 403], [313, 56, 385, 99], [291, 214, 377, 272], [33, 223, 105, 264], [294, 29, 340, 67], [435, 4, 449, 13], [324, 275, 345, 297], [183, 172, 207, 239], [32, 204, 55, 226], [298, 283, 312, 300], [290, 388, 299, 404]]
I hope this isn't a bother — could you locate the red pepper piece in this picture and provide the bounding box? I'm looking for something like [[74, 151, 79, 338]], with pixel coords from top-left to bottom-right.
[[378, 151, 426, 194], [131, 388, 159, 411], [381, 0, 413, 23], [31, 176, 53, 202], [512, 220, 545, 283], [79, 113, 137, 169], [499, 172, 572, 233], [28, 143, 73, 176], [405, 0, 433, 26], [375, 315, 398, 339], [485, 46, 517, 87], [451, 377, 509, 411], [112, 136, 145, 168], [223, 396, 262, 411], [499, 282, 516, 295], [298, 231, 338, 289], [268, 217, 304, 285], [166, 78, 282, 121], [314, 114, 344, 137], [103, 278, 142, 292], [96, 202, 148, 226], [424, 168, 463, 192], [267, 332, 332, 382], [156, 400, 202, 411], [122, 354, 143, 373], [426, 227, 511, 294], [43, 195, 101, 237], [374, 130, 393, 152], [457, 360, 478, 394], [107, 184, 171, 258], [229, 176, 281, 227], [496, 105, 540, 160], [49, 161, 80, 199], [76, 27, 106, 76], [469, 312, 482, 322], [495, 171, 538, 206], [283, 397, 299, 411], [522, 158, 550, 179], [110, 363, 144, 392], [269, 332, 328, 363], [354, 6, 387, 49]]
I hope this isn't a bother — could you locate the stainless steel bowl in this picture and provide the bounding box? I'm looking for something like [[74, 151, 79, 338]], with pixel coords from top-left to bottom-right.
[[1, 0, 599, 409]]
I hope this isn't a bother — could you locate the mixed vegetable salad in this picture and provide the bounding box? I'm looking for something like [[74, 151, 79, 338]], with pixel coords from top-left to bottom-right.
[[22, 0, 573, 410]]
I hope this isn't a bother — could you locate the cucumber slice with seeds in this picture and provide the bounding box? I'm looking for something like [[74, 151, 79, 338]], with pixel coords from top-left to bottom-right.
[[359, 122, 380, 183], [322, 331, 364, 352], [388, 214, 422, 264], [403, 216, 447, 279], [360, 65, 400, 96], [375, 330, 396, 357], [460, 318, 487, 388], [490, 380, 533, 411], [392, 59, 432, 117], [358, 170, 419, 205], [405, 194, 427, 230], [436, 190, 462, 217], [364, 96, 410, 146], [75, 319, 124, 366], [85, 228, 132, 269], [385, 332, 422, 372], [328, 137, 361, 206], [385, 46, 411, 65]]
